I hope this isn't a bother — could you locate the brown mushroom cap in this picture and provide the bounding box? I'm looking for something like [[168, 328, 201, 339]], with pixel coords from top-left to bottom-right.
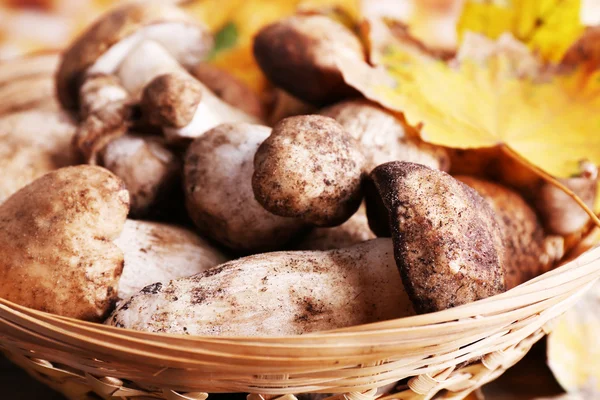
[[56, 2, 211, 110], [253, 115, 366, 227], [365, 161, 506, 314], [253, 15, 364, 105], [140, 72, 203, 128], [0, 165, 129, 320], [321, 99, 451, 172], [191, 63, 266, 120], [457, 176, 559, 289], [184, 123, 306, 252]]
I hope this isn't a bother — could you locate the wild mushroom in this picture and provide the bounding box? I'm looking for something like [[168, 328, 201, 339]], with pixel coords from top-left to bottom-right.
[[253, 15, 365, 105], [98, 134, 181, 218], [295, 203, 375, 251], [0, 109, 78, 204], [184, 123, 306, 253], [364, 161, 506, 313], [457, 176, 563, 289], [253, 115, 366, 227], [131, 41, 261, 143], [0, 165, 228, 320], [321, 99, 451, 172], [107, 238, 414, 336], [55, 2, 221, 149], [0, 166, 129, 320]]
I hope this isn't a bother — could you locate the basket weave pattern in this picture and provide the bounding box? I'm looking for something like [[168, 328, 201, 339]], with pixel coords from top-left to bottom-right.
[[0, 246, 598, 400]]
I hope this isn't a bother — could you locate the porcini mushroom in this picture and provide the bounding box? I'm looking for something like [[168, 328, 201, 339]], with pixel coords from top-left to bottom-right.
[[321, 99, 451, 172], [107, 238, 414, 336], [253, 15, 364, 105], [184, 123, 306, 252], [0, 165, 228, 319], [253, 115, 366, 227], [365, 161, 506, 313]]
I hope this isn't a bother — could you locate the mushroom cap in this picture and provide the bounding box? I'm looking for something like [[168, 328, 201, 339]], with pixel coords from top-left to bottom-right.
[[365, 161, 506, 314], [253, 115, 366, 227], [0, 165, 129, 320], [184, 122, 306, 252], [56, 2, 211, 110], [140, 72, 203, 128], [457, 176, 554, 289], [191, 63, 266, 120], [321, 99, 451, 172], [253, 15, 364, 105], [0, 110, 78, 204]]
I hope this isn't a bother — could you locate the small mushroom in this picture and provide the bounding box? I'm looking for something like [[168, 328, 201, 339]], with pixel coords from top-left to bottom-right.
[[253, 115, 366, 227], [295, 203, 375, 250], [253, 15, 364, 105], [0, 109, 78, 204], [321, 99, 451, 172], [129, 41, 261, 142], [457, 176, 563, 289], [191, 63, 266, 120], [98, 134, 181, 218], [184, 123, 306, 252], [115, 219, 228, 302], [365, 162, 506, 313], [0, 166, 129, 320], [56, 2, 212, 110]]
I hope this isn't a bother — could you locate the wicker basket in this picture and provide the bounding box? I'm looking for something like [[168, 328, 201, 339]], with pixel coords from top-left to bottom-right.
[[0, 241, 598, 400]]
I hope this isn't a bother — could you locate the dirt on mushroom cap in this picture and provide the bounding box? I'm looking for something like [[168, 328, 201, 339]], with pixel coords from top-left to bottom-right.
[[0, 165, 129, 321]]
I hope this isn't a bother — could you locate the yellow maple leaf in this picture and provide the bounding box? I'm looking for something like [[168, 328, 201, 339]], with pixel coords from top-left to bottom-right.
[[458, 0, 585, 62], [338, 35, 600, 179]]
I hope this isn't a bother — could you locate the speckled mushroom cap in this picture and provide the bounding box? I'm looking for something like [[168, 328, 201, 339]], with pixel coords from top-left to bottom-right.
[[56, 2, 212, 110], [253, 115, 366, 227], [253, 15, 364, 105], [365, 161, 506, 314]]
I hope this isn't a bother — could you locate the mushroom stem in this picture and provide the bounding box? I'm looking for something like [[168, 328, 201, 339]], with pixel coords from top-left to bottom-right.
[[117, 39, 260, 142]]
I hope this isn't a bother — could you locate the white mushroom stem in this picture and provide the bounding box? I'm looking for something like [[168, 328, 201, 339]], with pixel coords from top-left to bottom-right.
[[114, 219, 228, 302], [87, 23, 210, 77], [115, 39, 260, 141]]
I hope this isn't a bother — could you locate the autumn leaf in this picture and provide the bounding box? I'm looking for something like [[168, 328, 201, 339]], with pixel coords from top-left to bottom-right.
[[457, 0, 585, 62], [338, 31, 600, 180]]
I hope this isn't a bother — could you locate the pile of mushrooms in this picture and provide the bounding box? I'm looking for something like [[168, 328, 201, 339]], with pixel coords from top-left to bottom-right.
[[0, 1, 592, 338]]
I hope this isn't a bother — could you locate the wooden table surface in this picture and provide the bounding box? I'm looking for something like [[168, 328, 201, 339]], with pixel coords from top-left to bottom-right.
[[0, 340, 564, 400]]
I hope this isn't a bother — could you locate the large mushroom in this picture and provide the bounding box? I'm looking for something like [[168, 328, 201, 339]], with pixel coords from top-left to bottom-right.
[[184, 123, 306, 253], [0, 166, 228, 320]]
